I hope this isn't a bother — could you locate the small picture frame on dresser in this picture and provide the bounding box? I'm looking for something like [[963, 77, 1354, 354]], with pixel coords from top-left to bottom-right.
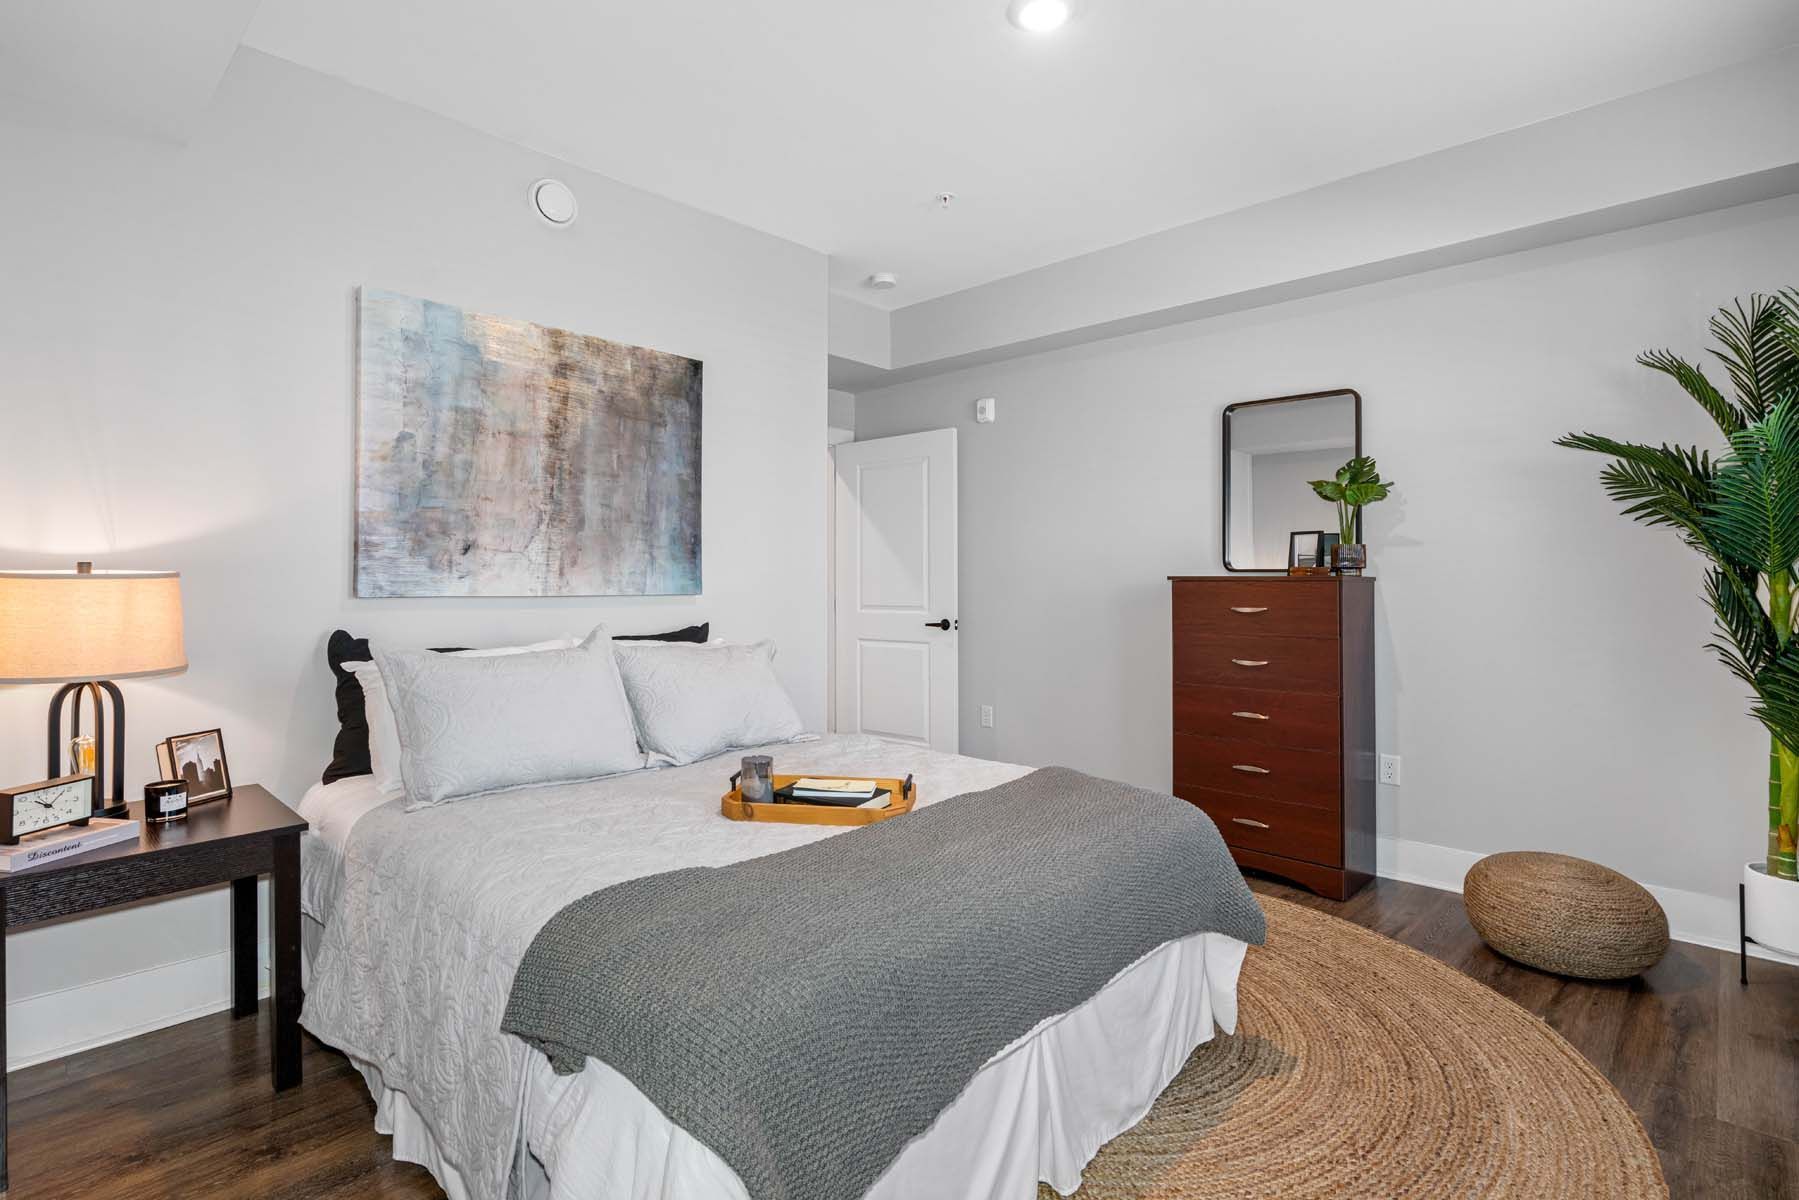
[[156, 728, 233, 804], [1287, 531, 1337, 576]]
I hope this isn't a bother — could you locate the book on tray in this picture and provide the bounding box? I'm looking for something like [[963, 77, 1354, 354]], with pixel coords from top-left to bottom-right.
[[774, 778, 892, 809]]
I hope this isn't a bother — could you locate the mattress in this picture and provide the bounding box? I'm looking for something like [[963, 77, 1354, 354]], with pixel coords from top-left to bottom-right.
[[298, 734, 1248, 1200]]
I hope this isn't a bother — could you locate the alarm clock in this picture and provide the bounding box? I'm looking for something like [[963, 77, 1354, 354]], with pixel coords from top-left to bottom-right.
[[0, 773, 98, 846]]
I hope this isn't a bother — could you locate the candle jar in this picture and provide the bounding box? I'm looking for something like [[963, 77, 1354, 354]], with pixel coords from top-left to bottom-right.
[[739, 755, 775, 804], [145, 780, 189, 825]]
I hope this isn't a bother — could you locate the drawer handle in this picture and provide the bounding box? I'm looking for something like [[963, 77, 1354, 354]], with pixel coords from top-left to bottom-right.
[[1230, 606, 1269, 614], [1230, 658, 1270, 668], [1231, 764, 1271, 775], [1231, 710, 1270, 721], [1231, 817, 1271, 829]]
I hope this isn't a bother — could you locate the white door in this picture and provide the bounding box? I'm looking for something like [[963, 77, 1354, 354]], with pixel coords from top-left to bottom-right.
[[833, 429, 958, 751]]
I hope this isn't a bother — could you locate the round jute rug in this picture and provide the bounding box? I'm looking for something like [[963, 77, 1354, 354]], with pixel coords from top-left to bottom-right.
[[1044, 896, 1666, 1199]]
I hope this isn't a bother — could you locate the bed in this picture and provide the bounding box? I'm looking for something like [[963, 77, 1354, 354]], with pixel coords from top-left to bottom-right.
[[298, 732, 1254, 1200]]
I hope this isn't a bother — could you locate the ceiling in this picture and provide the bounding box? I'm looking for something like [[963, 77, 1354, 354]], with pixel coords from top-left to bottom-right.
[[0, 0, 261, 141], [239, 0, 1799, 309], [19, 1, 1790, 312]]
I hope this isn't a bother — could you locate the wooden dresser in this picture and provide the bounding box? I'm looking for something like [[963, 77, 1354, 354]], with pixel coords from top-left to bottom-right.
[[1168, 575, 1375, 900]]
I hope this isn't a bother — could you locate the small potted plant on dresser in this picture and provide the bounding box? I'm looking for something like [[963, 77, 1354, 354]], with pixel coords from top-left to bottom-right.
[[1560, 289, 1799, 959], [1309, 456, 1395, 574]]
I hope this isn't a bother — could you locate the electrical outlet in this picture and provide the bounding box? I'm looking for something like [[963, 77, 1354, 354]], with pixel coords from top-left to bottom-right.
[[980, 705, 994, 729], [1378, 754, 1402, 786]]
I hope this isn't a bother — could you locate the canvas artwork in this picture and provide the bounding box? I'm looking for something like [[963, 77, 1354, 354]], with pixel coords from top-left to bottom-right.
[[355, 288, 703, 597]]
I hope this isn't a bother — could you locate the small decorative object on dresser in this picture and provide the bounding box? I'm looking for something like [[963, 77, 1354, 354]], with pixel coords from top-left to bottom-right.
[[1286, 531, 1337, 576], [157, 728, 232, 804], [1167, 575, 1376, 899], [1307, 456, 1394, 575]]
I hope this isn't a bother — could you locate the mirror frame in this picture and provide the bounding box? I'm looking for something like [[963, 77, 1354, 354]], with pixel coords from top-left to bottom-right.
[[1221, 387, 1363, 573]]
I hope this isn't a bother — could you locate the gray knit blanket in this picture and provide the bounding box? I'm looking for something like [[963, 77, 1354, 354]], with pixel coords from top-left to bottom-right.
[[501, 766, 1266, 1200]]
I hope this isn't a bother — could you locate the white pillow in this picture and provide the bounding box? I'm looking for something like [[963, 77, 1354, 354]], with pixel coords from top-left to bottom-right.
[[352, 637, 579, 796], [376, 628, 644, 810], [614, 639, 807, 766]]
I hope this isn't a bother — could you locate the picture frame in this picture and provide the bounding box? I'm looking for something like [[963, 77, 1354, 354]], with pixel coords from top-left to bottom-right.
[[158, 728, 233, 805], [1288, 531, 1324, 570], [1287, 530, 1340, 577]]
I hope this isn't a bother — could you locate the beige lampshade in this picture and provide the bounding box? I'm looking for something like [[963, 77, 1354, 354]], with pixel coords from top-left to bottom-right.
[[0, 568, 186, 684]]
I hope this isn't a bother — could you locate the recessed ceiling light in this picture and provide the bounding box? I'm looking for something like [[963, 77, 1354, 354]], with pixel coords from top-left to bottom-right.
[[1007, 0, 1072, 33], [866, 272, 899, 291]]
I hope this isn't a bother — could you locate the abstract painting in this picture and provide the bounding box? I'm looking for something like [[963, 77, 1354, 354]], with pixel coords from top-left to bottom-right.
[[355, 288, 702, 597]]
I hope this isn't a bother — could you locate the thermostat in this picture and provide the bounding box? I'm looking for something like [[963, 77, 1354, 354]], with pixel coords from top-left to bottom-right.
[[975, 397, 996, 424]]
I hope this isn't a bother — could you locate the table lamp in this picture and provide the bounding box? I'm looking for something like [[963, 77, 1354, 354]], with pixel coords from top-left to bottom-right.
[[0, 562, 186, 818]]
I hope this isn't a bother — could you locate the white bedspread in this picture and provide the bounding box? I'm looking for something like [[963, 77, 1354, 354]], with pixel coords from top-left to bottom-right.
[[299, 734, 1247, 1200]]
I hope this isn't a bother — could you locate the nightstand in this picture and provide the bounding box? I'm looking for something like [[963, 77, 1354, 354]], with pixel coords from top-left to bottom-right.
[[0, 784, 307, 1190]]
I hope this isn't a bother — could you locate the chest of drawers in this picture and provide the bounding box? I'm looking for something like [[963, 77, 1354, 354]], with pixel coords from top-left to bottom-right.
[[1168, 575, 1375, 900]]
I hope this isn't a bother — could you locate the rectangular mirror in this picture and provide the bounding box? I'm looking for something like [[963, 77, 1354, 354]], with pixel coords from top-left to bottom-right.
[[1222, 389, 1361, 572]]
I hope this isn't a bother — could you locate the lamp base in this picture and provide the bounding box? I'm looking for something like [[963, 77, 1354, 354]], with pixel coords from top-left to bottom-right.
[[47, 679, 126, 816]]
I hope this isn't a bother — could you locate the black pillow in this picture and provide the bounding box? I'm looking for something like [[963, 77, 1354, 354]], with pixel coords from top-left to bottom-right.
[[322, 630, 375, 785], [615, 623, 709, 644], [319, 623, 710, 785]]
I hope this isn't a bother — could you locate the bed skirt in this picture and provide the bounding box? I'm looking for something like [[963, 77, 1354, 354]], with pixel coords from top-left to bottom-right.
[[307, 912, 1247, 1200]]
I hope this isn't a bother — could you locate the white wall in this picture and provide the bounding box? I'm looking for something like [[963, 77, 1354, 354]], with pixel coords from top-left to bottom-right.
[[828, 389, 857, 441], [856, 193, 1799, 925], [0, 50, 827, 1066], [826, 390, 857, 730], [828, 294, 890, 368]]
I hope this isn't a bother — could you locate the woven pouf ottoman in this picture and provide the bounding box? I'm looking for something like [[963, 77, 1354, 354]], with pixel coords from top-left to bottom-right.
[[1463, 851, 1669, 979]]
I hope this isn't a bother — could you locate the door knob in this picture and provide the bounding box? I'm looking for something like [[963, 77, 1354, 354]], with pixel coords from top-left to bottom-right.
[[924, 618, 953, 630]]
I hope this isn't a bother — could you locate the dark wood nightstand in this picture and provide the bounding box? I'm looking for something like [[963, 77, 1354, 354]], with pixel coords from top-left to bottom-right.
[[0, 784, 307, 1190]]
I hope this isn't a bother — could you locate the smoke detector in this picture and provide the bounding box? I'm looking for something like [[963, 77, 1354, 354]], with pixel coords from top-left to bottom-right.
[[529, 178, 578, 227], [866, 272, 899, 291]]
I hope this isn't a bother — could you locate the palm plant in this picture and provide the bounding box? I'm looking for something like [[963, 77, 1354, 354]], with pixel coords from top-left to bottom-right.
[[1309, 455, 1394, 546], [1558, 291, 1799, 880]]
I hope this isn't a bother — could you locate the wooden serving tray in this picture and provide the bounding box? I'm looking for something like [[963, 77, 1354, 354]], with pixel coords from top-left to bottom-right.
[[721, 774, 916, 825]]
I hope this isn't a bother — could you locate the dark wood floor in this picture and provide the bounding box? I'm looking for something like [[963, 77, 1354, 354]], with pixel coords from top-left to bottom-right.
[[7, 875, 1795, 1198]]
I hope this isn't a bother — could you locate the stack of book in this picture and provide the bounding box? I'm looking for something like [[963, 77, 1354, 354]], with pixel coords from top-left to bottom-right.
[[777, 778, 892, 810], [0, 817, 140, 873]]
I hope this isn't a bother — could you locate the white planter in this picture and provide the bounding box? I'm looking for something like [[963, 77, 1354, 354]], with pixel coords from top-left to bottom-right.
[[1744, 861, 1799, 957]]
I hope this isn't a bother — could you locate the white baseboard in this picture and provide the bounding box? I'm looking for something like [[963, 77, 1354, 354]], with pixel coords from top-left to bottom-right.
[[1375, 835, 1799, 967], [7, 941, 270, 1071]]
